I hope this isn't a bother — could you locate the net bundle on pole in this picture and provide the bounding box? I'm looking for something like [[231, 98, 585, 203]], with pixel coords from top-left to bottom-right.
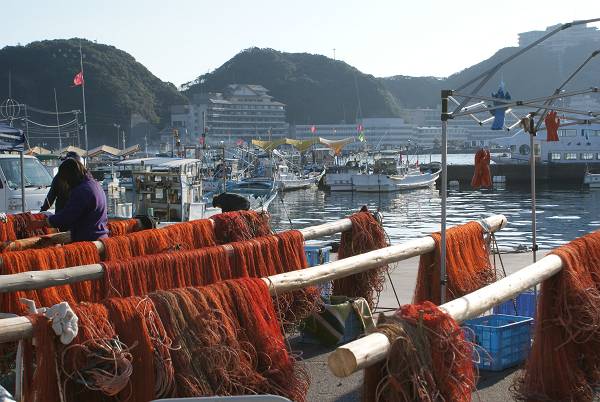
[[413, 221, 494, 304], [0, 212, 57, 244], [0, 242, 101, 314], [97, 230, 319, 326], [211, 210, 272, 244], [332, 206, 388, 308], [363, 301, 476, 402], [514, 230, 600, 401], [106, 218, 142, 237], [22, 278, 309, 402]]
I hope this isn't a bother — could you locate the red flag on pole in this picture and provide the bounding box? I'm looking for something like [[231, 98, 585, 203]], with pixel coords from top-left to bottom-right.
[[73, 71, 84, 86]]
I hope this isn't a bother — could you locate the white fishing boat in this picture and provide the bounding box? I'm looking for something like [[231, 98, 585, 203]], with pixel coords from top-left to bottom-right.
[[274, 164, 325, 191], [351, 167, 440, 192], [584, 169, 600, 188], [325, 154, 440, 192]]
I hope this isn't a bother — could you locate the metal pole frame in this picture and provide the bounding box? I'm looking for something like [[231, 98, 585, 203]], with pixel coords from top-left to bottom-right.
[[438, 18, 600, 300]]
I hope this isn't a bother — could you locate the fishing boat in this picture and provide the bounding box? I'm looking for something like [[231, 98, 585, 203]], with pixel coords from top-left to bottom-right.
[[273, 164, 325, 191], [325, 153, 440, 192], [492, 123, 600, 165], [351, 166, 440, 192], [584, 169, 600, 188]]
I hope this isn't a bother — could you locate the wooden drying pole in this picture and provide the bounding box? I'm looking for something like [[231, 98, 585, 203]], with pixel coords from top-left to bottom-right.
[[0, 215, 506, 343], [0, 216, 352, 266], [328, 253, 563, 377], [1, 217, 150, 253]]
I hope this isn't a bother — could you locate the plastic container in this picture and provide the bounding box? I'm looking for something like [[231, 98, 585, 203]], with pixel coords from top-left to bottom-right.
[[304, 241, 332, 267], [463, 314, 534, 371], [304, 241, 333, 299], [493, 291, 537, 319]]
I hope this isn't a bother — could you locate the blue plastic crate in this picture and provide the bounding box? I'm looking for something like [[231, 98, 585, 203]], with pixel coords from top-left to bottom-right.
[[305, 242, 333, 299], [493, 291, 537, 319], [304, 242, 332, 267], [463, 314, 534, 371]]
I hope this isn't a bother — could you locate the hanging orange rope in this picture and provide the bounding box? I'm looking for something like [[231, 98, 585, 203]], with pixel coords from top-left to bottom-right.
[[363, 301, 476, 402], [23, 278, 309, 402], [471, 149, 492, 189], [414, 221, 494, 304], [515, 230, 600, 401], [332, 207, 388, 308]]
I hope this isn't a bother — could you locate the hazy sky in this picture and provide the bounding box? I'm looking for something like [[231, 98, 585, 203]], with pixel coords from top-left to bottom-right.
[[2, 0, 599, 86]]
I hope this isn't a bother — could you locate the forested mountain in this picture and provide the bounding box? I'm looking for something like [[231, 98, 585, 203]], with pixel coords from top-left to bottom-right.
[[183, 47, 402, 125], [0, 39, 184, 147]]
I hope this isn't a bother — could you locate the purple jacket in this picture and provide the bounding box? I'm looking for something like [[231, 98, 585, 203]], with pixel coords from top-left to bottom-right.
[[48, 177, 109, 242]]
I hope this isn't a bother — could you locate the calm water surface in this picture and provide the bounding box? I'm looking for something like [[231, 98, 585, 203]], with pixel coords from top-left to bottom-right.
[[269, 184, 600, 251]]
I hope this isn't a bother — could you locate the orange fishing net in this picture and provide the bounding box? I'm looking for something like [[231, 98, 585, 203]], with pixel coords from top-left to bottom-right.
[[106, 219, 140, 237], [414, 221, 494, 304], [471, 149, 492, 189], [101, 219, 217, 260], [515, 230, 600, 401], [0, 242, 101, 314], [364, 301, 476, 401], [0, 212, 56, 243], [23, 279, 309, 402], [332, 207, 388, 308], [97, 230, 318, 325], [211, 210, 272, 243]]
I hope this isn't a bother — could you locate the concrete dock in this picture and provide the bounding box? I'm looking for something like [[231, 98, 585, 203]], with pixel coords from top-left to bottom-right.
[[294, 251, 548, 402]]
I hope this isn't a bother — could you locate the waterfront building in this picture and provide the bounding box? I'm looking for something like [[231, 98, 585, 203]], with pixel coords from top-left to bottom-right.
[[170, 84, 287, 146]]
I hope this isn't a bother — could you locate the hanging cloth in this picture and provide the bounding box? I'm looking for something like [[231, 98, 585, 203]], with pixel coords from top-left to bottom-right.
[[545, 111, 560, 142], [490, 85, 511, 130], [471, 149, 492, 189]]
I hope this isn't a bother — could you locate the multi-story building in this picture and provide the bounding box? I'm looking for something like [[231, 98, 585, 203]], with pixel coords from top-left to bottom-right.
[[170, 84, 287, 146], [518, 22, 600, 51]]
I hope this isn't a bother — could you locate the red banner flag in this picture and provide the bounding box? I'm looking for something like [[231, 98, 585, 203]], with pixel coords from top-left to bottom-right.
[[310, 125, 316, 134], [73, 71, 84, 86]]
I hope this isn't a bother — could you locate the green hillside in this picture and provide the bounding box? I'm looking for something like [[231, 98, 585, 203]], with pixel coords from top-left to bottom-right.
[[0, 39, 185, 148], [183, 47, 402, 125]]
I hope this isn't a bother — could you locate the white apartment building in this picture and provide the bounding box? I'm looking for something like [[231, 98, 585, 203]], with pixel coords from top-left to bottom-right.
[[171, 84, 287, 146], [518, 23, 600, 51]]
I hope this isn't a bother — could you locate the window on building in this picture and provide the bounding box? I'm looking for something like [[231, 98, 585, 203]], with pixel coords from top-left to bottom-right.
[[519, 144, 530, 155], [581, 152, 594, 160], [583, 129, 600, 137], [564, 152, 578, 160], [549, 152, 561, 160], [558, 129, 577, 137]]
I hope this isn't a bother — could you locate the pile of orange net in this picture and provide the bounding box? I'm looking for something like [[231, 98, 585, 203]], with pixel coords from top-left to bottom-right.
[[515, 230, 600, 401], [23, 278, 309, 402], [332, 207, 388, 308], [363, 301, 476, 401], [414, 221, 494, 304]]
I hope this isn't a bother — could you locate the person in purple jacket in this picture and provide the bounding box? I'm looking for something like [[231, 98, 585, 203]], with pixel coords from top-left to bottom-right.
[[29, 159, 109, 242]]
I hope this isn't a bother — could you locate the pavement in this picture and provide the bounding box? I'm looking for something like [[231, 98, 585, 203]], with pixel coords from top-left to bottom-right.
[[291, 251, 546, 402]]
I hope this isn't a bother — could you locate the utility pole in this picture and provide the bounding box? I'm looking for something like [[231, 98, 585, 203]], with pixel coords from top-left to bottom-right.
[[122, 129, 126, 150], [53, 88, 62, 150], [79, 41, 89, 154], [113, 123, 120, 149]]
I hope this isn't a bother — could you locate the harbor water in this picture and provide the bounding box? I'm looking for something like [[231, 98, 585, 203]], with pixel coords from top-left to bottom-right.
[[269, 173, 600, 252]]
